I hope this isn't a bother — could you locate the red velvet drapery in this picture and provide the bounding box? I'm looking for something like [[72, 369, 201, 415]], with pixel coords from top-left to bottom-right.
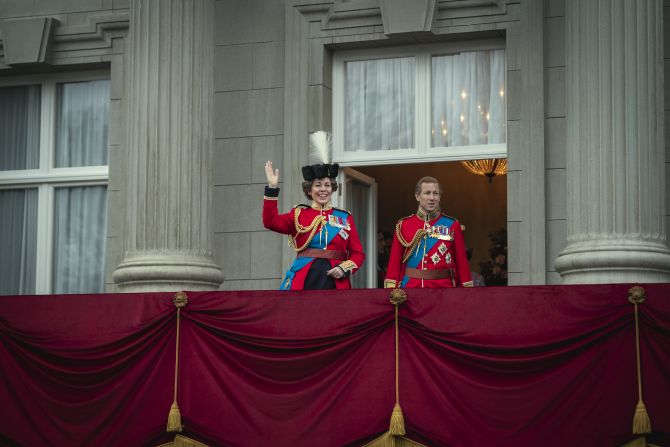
[[0, 284, 669, 446]]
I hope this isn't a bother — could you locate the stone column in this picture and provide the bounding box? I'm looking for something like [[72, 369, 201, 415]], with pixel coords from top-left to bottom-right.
[[555, 0, 670, 283], [113, 0, 223, 291]]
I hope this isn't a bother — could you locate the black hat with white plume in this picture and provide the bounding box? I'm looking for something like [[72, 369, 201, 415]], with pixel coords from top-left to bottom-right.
[[302, 131, 339, 181]]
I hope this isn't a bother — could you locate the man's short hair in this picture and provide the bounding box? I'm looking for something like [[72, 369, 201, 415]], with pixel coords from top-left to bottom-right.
[[414, 176, 442, 195]]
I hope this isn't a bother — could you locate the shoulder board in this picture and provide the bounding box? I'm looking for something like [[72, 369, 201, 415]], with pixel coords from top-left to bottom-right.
[[333, 207, 351, 215], [441, 214, 459, 223], [295, 204, 311, 209], [398, 214, 414, 222]]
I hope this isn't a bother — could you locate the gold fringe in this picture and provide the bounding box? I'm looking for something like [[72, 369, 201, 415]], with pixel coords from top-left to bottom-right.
[[362, 432, 426, 447], [157, 434, 209, 447], [621, 436, 647, 447], [389, 404, 406, 436], [173, 434, 208, 447], [633, 400, 652, 435], [167, 401, 183, 433]]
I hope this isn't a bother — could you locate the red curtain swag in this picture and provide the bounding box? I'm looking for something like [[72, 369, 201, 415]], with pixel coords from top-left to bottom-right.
[[0, 284, 669, 446]]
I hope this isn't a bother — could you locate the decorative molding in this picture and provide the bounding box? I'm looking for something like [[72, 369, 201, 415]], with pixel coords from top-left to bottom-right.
[[0, 13, 129, 66], [436, 0, 506, 18], [297, 0, 510, 38], [52, 12, 129, 49], [0, 17, 55, 65], [379, 0, 437, 36]]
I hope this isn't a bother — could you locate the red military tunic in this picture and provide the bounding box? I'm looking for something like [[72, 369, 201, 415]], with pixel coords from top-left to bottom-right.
[[263, 190, 365, 290], [384, 210, 472, 289]]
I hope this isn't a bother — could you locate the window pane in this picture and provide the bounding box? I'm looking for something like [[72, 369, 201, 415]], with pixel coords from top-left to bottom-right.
[[55, 80, 110, 168], [345, 57, 415, 151], [431, 49, 506, 147], [53, 185, 107, 294], [0, 189, 37, 294], [0, 85, 41, 171]]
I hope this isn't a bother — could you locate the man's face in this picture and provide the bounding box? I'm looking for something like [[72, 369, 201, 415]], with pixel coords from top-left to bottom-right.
[[415, 182, 441, 214]]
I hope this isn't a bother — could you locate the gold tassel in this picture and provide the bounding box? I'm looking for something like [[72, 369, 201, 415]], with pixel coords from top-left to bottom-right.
[[362, 289, 427, 447], [167, 292, 188, 433], [627, 286, 653, 443], [167, 401, 183, 433], [389, 403, 406, 436], [633, 400, 652, 435], [363, 432, 426, 447]]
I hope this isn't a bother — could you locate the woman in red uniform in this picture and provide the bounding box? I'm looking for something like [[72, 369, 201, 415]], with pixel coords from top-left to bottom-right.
[[263, 160, 365, 290]]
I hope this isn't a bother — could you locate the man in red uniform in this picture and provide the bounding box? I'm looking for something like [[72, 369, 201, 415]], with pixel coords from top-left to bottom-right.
[[384, 176, 473, 289]]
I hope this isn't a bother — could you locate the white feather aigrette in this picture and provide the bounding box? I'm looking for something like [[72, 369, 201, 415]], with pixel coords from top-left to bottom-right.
[[308, 131, 332, 165]]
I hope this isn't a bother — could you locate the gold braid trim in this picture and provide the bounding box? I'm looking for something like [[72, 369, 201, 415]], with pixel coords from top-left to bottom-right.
[[395, 220, 427, 263], [338, 260, 357, 272], [288, 208, 326, 252]]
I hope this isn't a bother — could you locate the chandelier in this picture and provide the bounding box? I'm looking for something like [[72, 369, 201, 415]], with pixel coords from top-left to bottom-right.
[[461, 158, 508, 182]]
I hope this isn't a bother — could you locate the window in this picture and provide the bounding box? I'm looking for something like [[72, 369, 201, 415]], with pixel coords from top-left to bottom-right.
[[0, 73, 110, 295], [333, 41, 506, 165]]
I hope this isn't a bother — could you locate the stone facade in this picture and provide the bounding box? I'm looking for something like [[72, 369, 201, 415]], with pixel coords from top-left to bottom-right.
[[1, 0, 669, 291]]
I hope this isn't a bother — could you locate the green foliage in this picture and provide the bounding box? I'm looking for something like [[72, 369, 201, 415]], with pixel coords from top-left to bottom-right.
[[478, 228, 507, 286]]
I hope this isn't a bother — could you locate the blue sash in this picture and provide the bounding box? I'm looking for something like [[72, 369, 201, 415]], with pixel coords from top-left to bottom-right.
[[280, 209, 349, 290], [400, 215, 454, 287]]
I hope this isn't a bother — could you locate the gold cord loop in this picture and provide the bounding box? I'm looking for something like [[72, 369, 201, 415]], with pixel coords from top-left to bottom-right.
[[288, 208, 327, 252], [395, 221, 427, 263]]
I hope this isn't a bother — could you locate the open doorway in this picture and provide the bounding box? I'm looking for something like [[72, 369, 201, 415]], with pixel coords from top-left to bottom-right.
[[349, 160, 507, 288]]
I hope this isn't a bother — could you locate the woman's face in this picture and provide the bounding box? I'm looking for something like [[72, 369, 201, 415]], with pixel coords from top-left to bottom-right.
[[310, 178, 333, 206]]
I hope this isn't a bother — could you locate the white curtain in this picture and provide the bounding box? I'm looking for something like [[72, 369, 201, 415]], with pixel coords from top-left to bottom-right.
[[0, 189, 37, 295], [345, 57, 415, 151], [346, 179, 369, 289], [0, 85, 41, 170], [52, 186, 107, 294], [55, 80, 110, 167], [431, 49, 506, 147]]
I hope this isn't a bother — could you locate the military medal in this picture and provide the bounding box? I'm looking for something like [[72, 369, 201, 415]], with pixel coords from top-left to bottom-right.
[[339, 228, 349, 240], [328, 214, 350, 230], [431, 252, 441, 264], [438, 242, 447, 255], [428, 225, 453, 241]]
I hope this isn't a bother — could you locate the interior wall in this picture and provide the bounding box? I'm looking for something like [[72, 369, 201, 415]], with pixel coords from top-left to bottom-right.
[[356, 161, 507, 275]]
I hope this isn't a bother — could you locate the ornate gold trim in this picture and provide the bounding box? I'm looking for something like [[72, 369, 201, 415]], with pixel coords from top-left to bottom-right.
[[338, 260, 357, 272], [310, 200, 332, 211], [288, 208, 326, 252], [263, 196, 279, 200], [395, 221, 426, 264], [416, 206, 441, 221], [384, 279, 398, 289]]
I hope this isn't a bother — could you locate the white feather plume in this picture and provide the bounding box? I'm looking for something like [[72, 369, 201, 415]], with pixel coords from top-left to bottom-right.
[[308, 131, 332, 165]]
